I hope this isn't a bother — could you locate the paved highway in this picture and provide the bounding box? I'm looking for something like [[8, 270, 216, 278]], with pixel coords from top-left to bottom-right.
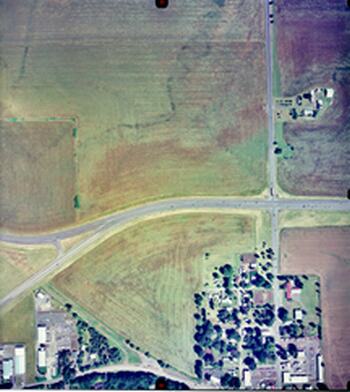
[[1, 197, 349, 246], [264, 0, 282, 386], [0, 196, 349, 309], [265, 0, 277, 200]]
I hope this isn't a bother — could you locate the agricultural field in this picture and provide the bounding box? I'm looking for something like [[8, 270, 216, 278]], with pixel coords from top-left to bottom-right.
[[0, 121, 77, 231], [279, 210, 350, 230], [51, 212, 265, 375], [0, 242, 57, 299], [0, 0, 267, 230], [0, 294, 36, 383], [280, 226, 350, 390], [275, 0, 350, 197]]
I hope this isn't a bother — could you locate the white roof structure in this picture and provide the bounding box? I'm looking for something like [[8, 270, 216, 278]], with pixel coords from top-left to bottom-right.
[[291, 287, 302, 295], [38, 348, 47, 369], [211, 376, 221, 385], [303, 109, 314, 116], [3, 359, 13, 381], [293, 308, 303, 320], [14, 346, 26, 375], [316, 354, 324, 382], [283, 372, 309, 384], [297, 350, 305, 360], [326, 88, 334, 98], [242, 369, 252, 387], [37, 325, 47, 344]]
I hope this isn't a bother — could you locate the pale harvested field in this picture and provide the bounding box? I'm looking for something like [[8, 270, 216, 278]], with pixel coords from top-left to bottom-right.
[[280, 227, 350, 390], [0, 121, 76, 231], [0, 242, 57, 299], [52, 212, 260, 375], [1, 0, 267, 229]]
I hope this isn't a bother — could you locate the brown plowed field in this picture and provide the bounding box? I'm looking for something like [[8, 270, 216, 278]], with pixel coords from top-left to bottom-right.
[[0, 121, 76, 231], [280, 227, 350, 389], [275, 0, 350, 197]]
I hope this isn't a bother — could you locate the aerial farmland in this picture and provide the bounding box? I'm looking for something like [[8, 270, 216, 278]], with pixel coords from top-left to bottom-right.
[[0, 0, 350, 390], [274, 0, 350, 197], [0, 121, 77, 231], [0, 0, 267, 230]]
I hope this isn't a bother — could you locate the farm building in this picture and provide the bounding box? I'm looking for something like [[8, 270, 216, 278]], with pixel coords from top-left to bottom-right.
[[14, 346, 25, 375]]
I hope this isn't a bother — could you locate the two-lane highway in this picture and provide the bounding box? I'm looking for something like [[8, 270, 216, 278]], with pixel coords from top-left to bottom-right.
[[1, 196, 349, 309]]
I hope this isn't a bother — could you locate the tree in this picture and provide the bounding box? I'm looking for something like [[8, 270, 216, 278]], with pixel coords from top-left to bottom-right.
[[278, 306, 289, 322], [203, 352, 214, 365], [73, 195, 81, 209], [193, 293, 203, 307], [287, 343, 298, 358], [193, 344, 203, 357], [219, 264, 233, 277], [226, 328, 240, 341], [194, 360, 203, 379], [220, 373, 241, 389], [243, 356, 256, 370]]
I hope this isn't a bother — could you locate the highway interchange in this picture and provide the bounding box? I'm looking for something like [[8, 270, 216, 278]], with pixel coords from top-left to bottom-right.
[[0, 0, 349, 387]]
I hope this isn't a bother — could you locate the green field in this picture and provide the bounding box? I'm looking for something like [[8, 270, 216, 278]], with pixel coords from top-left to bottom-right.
[[1, 0, 268, 230], [0, 295, 36, 383], [51, 212, 263, 375], [279, 210, 350, 230]]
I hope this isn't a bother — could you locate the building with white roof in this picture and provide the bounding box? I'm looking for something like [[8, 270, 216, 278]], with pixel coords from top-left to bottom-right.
[[242, 369, 252, 387], [283, 372, 309, 384], [37, 347, 47, 369], [2, 358, 13, 381], [293, 308, 303, 321], [14, 346, 26, 375], [316, 354, 324, 382], [37, 325, 47, 345], [325, 88, 334, 98]]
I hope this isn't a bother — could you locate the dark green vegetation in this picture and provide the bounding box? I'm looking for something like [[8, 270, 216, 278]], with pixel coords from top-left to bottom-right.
[[73, 195, 81, 209], [26, 371, 189, 390], [64, 305, 123, 371]]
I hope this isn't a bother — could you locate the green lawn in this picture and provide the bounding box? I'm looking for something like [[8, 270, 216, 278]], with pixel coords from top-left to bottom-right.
[[279, 210, 350, 229]]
